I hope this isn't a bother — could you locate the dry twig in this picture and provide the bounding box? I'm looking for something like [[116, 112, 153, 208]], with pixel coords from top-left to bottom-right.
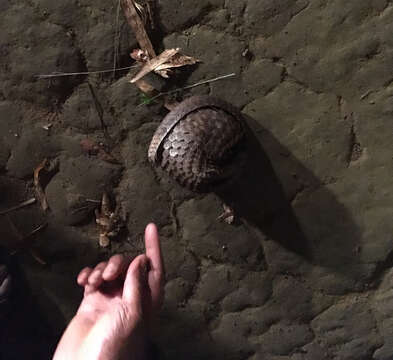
[[113, 0, 122, 74], [0, 198, 36, 216], [29, 249, 47, 265], [6, 216, 48, 265], [121, 0, 162, 98], [121, 0, 156, 58]]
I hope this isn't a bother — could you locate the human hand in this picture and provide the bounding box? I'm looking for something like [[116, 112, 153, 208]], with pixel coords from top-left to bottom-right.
[[53, 223, 164, 360]]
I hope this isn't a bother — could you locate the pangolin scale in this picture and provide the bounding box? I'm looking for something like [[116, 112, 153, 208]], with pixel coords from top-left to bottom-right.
[[148, 95, 245, 191]]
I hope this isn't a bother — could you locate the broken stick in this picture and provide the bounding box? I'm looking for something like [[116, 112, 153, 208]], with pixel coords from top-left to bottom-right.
[[121, 0, 156, 58], [121, 0, 158, 96], [121, 0, 179, 109]]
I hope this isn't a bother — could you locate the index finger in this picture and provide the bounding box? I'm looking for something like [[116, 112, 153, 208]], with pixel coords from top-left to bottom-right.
[[145, 223, 164, 277]]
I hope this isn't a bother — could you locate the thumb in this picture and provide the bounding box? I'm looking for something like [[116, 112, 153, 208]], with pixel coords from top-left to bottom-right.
[[123, 254, 149, 309]]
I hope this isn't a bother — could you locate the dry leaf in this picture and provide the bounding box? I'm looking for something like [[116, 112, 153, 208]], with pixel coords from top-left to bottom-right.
[[131, 48, 180, 83], [99, 233, 111, 248], [34, 159, 49, 211], [217, 203, 235, 225], [95, 192, 123, 247], [155, 53, 200, 72], [121, 0, 179, 110], [101, 192, 111, 215], [155, 52, 200, 78], [155, 69, 171, 79], [131, 48, 200, 82], [130, 48, 150, 63]]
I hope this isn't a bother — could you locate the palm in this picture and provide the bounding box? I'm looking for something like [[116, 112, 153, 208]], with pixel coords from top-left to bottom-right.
[[76, 224, 163, 325], [79, 282, 124, 321], [53, 224, 164, 360]]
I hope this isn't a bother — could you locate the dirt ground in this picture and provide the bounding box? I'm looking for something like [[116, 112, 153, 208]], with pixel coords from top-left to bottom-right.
[[1, 0, 393, 359]]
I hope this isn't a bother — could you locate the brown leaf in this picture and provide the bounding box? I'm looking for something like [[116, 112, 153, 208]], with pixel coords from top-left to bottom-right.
[[121, 0, 176, 110], [95, 192, 121, 247], [34, 159, 49, 211], [154, 68, 172, 79], [217, 203, 235, 225], [99, 234, 111, 248], [130, 48, 150, 63], [154, 52, 200, 78], [130, 48, 180, 83], [101, 192, 111, 216], [131, 48, 200, 82], [155, 53, 200, 71]]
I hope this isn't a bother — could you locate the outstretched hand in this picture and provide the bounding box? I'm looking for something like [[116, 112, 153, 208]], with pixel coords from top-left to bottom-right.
[[53, 223, 164, 360]]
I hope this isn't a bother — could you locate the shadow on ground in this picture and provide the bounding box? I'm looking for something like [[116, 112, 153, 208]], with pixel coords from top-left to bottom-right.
[[152, 113, 365, 360], [0, 253, 61, 360], [216, 114, 362, 277], [0, 114, 364, 360]]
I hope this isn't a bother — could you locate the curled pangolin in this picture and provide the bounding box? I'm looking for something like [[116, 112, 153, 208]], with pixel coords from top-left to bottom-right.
[[148, 96, 245, 191]]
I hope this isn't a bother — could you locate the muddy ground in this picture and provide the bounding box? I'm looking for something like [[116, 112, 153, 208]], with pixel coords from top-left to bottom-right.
[[0, 0, 393, 359]]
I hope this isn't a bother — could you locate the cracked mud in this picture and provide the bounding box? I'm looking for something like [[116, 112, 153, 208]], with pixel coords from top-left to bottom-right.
[[0, 0, 392, 359]]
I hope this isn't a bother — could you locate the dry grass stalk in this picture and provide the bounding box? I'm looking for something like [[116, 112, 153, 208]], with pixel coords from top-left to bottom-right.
[[0, 198, 36, 216], [113, 0, 122, 74], [6, 216, 48, 265], [142, 73, 237, 105], [35, 65, 138, 79]]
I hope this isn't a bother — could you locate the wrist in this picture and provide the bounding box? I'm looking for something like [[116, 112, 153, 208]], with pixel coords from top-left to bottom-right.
[[53, 315, 95, 360]]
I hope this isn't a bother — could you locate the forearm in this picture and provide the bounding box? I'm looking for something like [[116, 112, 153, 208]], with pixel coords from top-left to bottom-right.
[[53, 314, 94, 360], [79, 314, 149, 360], [54, 312, 149, 360]]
